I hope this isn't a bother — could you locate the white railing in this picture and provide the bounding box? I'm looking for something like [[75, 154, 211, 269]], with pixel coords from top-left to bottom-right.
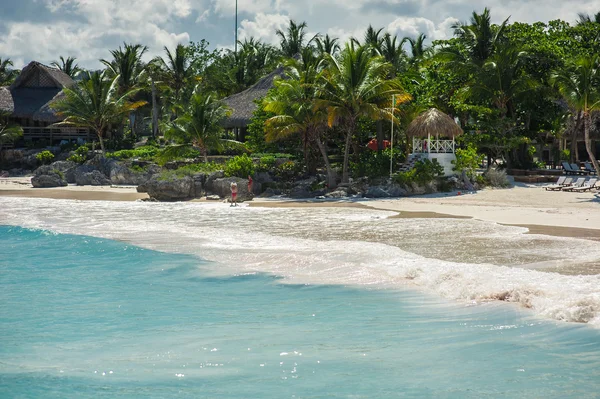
[[412, 138, 455, 153]]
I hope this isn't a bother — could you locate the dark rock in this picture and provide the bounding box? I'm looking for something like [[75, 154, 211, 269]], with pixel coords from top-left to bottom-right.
[[137, 183, 148, 193], [288, 186, 312, 199], [35, 161, 78, 184], [145, 176, 195, 201], [75, 169, 112, 186], [325, 188, 349, 199], [365, 186, 390, 198], [31, 172, 67, 188], [208, 177, 252, 202], [110, 162, 161, 185], [260, 188, 282, 198], [192, 174, 205, 198], [204, 170, 225, 193]]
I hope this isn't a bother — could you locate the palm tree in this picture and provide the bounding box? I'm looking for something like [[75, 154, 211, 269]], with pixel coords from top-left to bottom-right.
[[360, 25, 385, 55], [157, 44, 194, 106], [577, 12, 600, 25], [164, 87, 230, 162], [0, 58, 18, 86], [0, 111, 23, 156], [317, 43, 410, 183], [402, 33, 428, 63], [234, 37, 278, 89], [315, 34, 340, 57], [276, 20, 313, 57], [381, 33, 405, 72], [551, 55, 600, 176], [451, 8, 509, 66], [101, 44, 148, 93], [52, 71, 146, 154], [263, 50, 335, 185], [51, 56, 81, 78]]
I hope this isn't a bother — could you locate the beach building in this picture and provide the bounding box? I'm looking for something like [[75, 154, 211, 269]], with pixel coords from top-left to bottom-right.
[[222, 67, 284, 142], [0, 61, 90, 145], [403, 108, 464, 176]]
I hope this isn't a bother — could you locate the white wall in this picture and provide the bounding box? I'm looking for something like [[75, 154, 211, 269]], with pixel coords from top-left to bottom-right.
[[426, 153, 457, 176]]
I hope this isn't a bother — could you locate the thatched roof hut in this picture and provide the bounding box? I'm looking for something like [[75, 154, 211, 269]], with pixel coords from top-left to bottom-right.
[[0, 61, 74, 123], [222, 67, 285, 129], [405, 108, 463, 138]]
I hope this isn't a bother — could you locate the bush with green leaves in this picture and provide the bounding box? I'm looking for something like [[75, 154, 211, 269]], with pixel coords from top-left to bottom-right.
[[67, 146, 90, 164], [275, 160, 303, 181], [484, 168, 511, 188], [158, 163, 222, 181], [453, 144, 483, 179], [36, 150, 55, 165], [392, 159, 444, 187], [257, 155, 276, 172], [106, 146, 160, 161], [351, 148, 405, 178], [224, 154, 255, 178]]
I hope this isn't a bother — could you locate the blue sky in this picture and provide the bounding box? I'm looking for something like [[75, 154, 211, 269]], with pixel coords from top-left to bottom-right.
[[0, 0, 597, 69]]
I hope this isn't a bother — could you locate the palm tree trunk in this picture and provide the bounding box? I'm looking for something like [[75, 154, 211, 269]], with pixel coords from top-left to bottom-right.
[[376, 120, 383, 151], [97, 133, 106, 155], [316, 137, 336, 189], [584, 111, 600, 175], [342, 121, 354, 183], [152, 80, 159, 138], [203, 148, 208, 163], [571, 112, 582, 163]]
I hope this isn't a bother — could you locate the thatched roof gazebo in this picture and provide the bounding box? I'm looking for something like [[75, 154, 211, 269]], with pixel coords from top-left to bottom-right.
[[406, 108, 463, 154], [222, 67, 285, 130]]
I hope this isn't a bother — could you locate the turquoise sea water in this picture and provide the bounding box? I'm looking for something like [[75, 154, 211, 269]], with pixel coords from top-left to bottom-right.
[[1, 225, 600, 398]]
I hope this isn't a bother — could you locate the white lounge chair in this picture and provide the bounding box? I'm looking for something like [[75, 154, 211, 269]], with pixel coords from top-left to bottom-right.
[[562, 177, 587, 191], [570, 178, 598, 192], [544, 176, 567, 191]]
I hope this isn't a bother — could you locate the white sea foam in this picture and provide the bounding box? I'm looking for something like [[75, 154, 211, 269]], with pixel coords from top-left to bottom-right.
[[1, 197, 600, 325]]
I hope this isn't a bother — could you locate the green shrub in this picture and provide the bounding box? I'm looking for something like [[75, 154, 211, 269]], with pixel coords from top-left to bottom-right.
[[275, 160, 302, 181], [67, 146, 90, 164], [106, 146, 160, 161], [453, 144, 483, 179], [36, 150, 55, 165], [158, 163, 222, 181], [224, 154, 255, 178], [351, 148, 405, 178], [392, 159, 444, 187], [257, 155, 276, 172]]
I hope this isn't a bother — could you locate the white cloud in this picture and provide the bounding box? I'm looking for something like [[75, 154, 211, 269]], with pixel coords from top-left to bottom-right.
[[237, 13, 291, 45], [387, 16, 458, 41]]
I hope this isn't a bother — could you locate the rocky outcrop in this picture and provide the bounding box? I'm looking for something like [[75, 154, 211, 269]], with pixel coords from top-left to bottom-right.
[[31, 171, 68, 188], [75, 169, 112, 186], [204, 170, 225, 194], [144, 176, 197, 201], [109, 162, 161, 185], [208, 177, 253, 202]]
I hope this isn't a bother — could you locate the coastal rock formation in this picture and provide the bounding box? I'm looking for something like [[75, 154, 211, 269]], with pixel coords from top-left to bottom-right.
[[208, 177, 252, 202], [144, 176, 197, 201], [109, 162, 161, 186], [34, 161, 78, 184], [204, 170, 225, 194], [75, 169, 112, 186], [31, 171, 68, 188]]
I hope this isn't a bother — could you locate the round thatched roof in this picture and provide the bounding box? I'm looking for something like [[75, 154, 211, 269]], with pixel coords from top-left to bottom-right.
[[405, 108, 463, 138]]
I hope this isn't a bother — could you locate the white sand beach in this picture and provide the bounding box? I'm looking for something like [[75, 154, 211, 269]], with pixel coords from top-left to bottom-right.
[[2, 176, 599, 239]]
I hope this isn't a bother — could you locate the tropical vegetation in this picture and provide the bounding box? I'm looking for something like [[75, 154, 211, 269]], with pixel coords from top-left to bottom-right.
[[2, 8, 600, 190]]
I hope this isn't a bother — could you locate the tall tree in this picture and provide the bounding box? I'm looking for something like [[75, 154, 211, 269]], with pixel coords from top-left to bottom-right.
[[263, 49, 335, 184], [402, 33, 428, 63], [101, 44, 148, 93], [451, 7, 509, 65], [361, 25, 385, 55], [551, 55, 600, 175], [315, 34, 340, 57], [0, 58, 18, 86], [577, 12, 600, 25], [276, 20, 313, 57], [52, 71, 145, 154], [164, 87, 229, 162], [157, 44, 195, 107], [51, 56, 81, 78], [317, 43, 410, 182]]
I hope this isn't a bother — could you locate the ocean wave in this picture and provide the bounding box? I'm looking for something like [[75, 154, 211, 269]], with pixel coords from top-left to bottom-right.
[[1, 197, 600, 325]]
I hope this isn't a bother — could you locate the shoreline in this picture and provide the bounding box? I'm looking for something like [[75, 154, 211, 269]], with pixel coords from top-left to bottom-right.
[[2, 177, 600, 241]]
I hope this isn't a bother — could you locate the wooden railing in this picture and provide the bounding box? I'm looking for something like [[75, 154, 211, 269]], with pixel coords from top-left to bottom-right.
[[22, 127, 91, 141], [412, 138, 455, 153]]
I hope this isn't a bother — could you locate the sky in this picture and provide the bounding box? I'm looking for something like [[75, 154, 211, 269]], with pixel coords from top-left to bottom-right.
[[0, 0, 598, 70]]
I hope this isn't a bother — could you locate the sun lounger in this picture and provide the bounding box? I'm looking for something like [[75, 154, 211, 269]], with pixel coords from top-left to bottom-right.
[[562, 177, 587, 191], [571, 163, 589, 175], [562, 161, 580, 175], [584, 162, 597, 175], [570, 178, 598, 192], [544, 176, 567, 191]]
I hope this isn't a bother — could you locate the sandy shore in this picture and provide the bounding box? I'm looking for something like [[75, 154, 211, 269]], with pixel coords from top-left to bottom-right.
[[2, 176, 600, 239]]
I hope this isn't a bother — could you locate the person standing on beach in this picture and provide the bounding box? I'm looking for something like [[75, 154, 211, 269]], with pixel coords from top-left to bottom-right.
[[247, 175, 253, 195], [230, 182, 238, 207]]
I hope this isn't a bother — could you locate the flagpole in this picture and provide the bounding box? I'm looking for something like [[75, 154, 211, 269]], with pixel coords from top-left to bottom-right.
[[390, 94, 395, 178], [234, 0, 238, 55]]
